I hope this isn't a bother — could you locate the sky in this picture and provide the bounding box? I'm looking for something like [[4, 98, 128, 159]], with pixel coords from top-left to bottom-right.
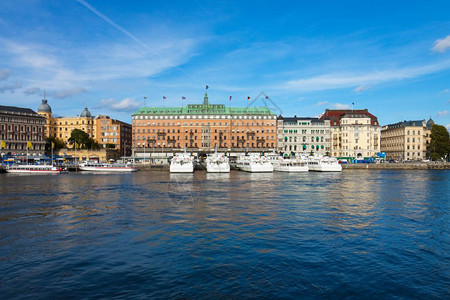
[[0, 0, 449, 129]]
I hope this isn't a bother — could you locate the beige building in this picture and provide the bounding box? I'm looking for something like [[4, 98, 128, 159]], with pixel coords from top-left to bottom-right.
[[277, 116, 331, 155], [381, 119, 431, 161], [37, 99, 132, 156], [320, 109, 381, 158]]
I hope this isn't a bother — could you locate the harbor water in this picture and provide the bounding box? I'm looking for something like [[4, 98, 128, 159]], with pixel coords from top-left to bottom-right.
[[0, 170, 448, 298]]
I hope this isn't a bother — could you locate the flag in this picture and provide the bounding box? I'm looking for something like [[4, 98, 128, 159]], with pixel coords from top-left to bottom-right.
[[0, 140, 5, 149], [206, 85, 209, 89], [75, 142, 79, 149], [265, 96, 269, 99], [352, 102, 354, 105], [144, 96, 147, 99], [163, 96, 166, 100], [229, 96, 232, 100], [52, 142, 55, 149], [247, 96, 250, 100], [182, 96, 186, 99], [27, 141, 32, 149]]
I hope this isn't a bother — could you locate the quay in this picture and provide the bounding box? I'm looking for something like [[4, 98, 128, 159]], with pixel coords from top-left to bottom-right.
[[342, 162, 450, 170]]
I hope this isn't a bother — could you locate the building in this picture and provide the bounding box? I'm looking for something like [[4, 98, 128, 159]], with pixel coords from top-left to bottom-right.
[[277, 116, 331, 155], [37, 99, 95, 142], [320, 109, 381, 158], [132, 93, 277, 152], [381, 119, 431, 161], [94, 115, 132, 156], [37, 99, 132, 156], [0, 105, 46, 155]]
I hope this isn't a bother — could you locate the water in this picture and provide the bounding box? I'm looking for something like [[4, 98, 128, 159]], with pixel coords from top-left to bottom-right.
[[0, 170, 448, 299]]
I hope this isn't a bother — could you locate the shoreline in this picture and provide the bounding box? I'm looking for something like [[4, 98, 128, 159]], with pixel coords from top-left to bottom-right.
[[342, 162, 450, 170]]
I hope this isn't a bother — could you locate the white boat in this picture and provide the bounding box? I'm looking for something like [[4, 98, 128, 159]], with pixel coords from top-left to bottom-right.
[[79, 161, 138, 172], [273, 157, 309, 172], [170, 152, 194, 173], [206, 152, 230, 173], [5, 164, 68, 174], [307, 155, 342, 172], [236, 153, 273, 172]]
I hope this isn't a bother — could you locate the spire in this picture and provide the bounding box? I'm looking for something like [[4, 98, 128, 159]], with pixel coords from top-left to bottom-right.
[[203, 92, 209, 107]]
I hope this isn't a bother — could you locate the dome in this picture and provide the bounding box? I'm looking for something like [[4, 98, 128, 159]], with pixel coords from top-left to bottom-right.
[[80, 106, 92, 118], [37, 99, 52, 113], [426, 117, 434, 129]]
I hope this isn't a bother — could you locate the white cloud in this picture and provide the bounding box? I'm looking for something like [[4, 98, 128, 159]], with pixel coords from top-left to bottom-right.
[[332, 103, 351, 109], [53, 87, 85, 99], [0, 81, 22, 93], [437, 110, 449, 117], [432, 35, 450, 53], [316, 101, 351, 109], [101, 97, 141, 112], [354, 85, 370, 92], [283, 60, 450, 91], [24, 87, 41, 95], [446, 124, 450, 131], [441, 89, 449, 94], [0, 69, 10, 80]]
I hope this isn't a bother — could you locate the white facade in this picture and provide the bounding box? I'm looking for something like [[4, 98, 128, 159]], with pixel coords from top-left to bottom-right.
[[277, 117, 331, 155]]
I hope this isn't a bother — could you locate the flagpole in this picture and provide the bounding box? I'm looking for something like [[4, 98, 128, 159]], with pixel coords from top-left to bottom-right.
[[26, 140, 29, 165], [51, 142, 54, 166]]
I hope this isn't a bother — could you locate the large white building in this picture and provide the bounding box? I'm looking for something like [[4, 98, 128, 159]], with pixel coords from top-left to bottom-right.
[[277, 116, 331, 155], [320, 109, 381, 158]]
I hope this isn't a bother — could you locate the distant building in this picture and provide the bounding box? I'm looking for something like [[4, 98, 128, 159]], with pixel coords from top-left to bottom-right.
[[0, 105, 46, 155], [94, 115, 132, 156], [37, 98, 132, 156], [381, 119, 431, 161], [277, 116, 331, 155], [320, 109, 381, 158], [131, 93, 277, 151], [37, 99, 95, 142]]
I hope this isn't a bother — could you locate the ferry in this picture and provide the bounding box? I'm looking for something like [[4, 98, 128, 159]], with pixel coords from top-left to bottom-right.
[[78, 161, 138, 172], [273, 157, 309, 172], [307, 155, 342, 172], [236, 153, 273, 172], [5, 164, 68, 174], [206, 152, 230, 173], [170, 152, 194, 173]]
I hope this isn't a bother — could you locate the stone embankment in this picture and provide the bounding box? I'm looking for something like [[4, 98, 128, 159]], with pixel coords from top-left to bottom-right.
[[342, 162, 450, 170]]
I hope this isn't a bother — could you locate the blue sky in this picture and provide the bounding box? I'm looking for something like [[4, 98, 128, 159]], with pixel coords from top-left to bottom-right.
[[0, 0, 449, 129]]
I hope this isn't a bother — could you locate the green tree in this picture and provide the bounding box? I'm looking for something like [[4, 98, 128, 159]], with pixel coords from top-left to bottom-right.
[[429, 124, 450, 161], [68, 129, 90, 149], [45, 137, 65, 154]]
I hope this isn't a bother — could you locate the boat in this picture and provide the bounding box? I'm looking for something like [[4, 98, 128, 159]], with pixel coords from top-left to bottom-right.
[[236, 153, 273, 172], [206, 152, 230, 173], [5, 164, 68, 174], [78, 161, 138, 172], [170, 152, 194, 173], [307, 155, 342, 172], [273, 157, 309, 172]]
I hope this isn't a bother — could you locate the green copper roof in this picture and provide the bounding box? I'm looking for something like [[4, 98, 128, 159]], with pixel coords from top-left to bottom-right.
[[132, 93, 276, 116]]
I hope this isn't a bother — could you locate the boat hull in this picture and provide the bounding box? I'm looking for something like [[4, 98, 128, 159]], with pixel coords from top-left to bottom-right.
[[237, 163, 273, 172], [79, 166, 137, 172], [274, 165, 309, 172], [206, 162, 230, 173], [170, 162, 194, 173]]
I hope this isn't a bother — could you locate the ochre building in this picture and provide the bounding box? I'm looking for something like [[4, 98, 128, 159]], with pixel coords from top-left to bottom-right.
[[132, 93, 277, 151]]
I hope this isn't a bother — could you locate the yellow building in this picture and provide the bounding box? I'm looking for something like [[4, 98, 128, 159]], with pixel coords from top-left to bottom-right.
[[37, 99, 94, 143], [37, 98, 131, 156], [381, 119, 431, 161]]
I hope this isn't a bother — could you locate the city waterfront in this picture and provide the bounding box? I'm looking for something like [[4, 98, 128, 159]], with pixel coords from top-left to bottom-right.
[[0, 170, 448, 298]]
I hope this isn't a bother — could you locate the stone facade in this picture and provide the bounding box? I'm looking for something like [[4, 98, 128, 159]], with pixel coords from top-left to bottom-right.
[[277, 116, 331, 155], [132, 93, 277, 151], [381, 120, 430, 161], [0, 105, 46, 155], [94, 115, 132, 156], [320, 109, 381, 158]]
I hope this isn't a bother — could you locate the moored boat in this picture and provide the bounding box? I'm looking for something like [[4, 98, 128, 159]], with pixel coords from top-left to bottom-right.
[[236, 153, 273, 172], [273, 157, 309, 172], [5, 164, 68, 174], [78, 161, 138, 172], [206, 152, 230, 173], [170, 152, 194, 173], [307, 155, 342, 172]]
